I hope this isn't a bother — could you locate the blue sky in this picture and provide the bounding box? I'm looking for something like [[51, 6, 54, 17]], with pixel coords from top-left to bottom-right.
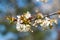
[[0, 32, 18, 40], [0, 25, 18, 40], [0, 0, 27, 13], [0, 3, 7, 12], [16, 0, 27, 8]]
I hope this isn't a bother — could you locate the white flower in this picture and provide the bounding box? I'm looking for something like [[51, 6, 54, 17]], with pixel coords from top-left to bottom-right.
[[17, 15, 20, 18], [16, 22, 31, 32], [40, 17, 50, 27], [16, 15, 31, 32], [40, 17, 51, 30], [24, 11, 31, 19], [40, 20, 50, 27], [25, 24, 31, 31], [37, 19, 42, 23], [16, 24, 25, 32], [40, 20, 50, 30], [34, 19, 42, 24], [53, 19, 57, 24], [45, 17, 50, 20]]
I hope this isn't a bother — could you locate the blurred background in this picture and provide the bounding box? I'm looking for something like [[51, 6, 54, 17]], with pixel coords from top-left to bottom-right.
[[0, 0, 60, 40]]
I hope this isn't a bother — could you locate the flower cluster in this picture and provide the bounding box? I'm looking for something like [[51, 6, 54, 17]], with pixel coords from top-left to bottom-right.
[[6, 10, 60, 32], [16, 11, 33, 32], [33, 17, 57, 30]]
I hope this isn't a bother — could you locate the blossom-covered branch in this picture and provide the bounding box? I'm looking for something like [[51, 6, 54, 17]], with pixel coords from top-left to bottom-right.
[[6, 10, 60, 32]]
